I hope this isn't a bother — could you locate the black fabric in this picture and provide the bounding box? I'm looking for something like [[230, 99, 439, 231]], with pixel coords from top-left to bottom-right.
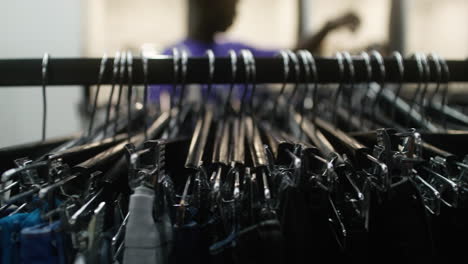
[[431, 204, 468, 262], [171, 218, 212, 264], [367, 179, 434, 263], [233, 219, 284, 264], [278, 184, 343, 264]]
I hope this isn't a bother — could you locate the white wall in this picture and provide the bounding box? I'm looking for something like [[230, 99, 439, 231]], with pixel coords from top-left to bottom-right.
[[84, 0, 297, 56], [311, 0, 468, 57], [0, 0, 83, 147]]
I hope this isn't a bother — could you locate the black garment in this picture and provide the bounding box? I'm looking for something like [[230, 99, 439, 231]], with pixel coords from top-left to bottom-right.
[[170, 215, 212, 264], [367, 179, 434, 263], [278, 184, 344, 264], [233, 219, 284, 264], [431, 204, 468, 262]]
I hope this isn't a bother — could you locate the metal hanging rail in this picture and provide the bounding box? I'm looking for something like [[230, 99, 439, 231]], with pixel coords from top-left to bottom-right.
[[0, 56, 467, 86]]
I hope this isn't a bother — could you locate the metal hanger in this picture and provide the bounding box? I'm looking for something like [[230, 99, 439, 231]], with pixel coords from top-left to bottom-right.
[[418, 53, 431, 126], [88, 53, 108, 137], [141, 51, 149, 140], [297, 50, 311, 141], [359, 51, 372, 128], [177, 49, 188, 117], [213, 51, 237, 168], [239, 50, 251, 116], [224, 49, 237, 116], [312, 116, 390, 189], [169, 48, 190, 139], [426, 54, 468, 129], [364, 51, 406, 130], [185, 49, 215, 169], [427, 53, 442, 108], [126, 51, 133, 142], [331, 52, 345, 127], [271, 50, 290, 124], [406, 53, 424, 127], [243, 49, 268, 166], [245, 50, 257, 115], [104, 52, 121, 138], [391, 51, 405, 121], [285, 50, 300, 115], [113, 51, 127, 135], [439, 55, 450, 130], [288, 56, 337, 159], [342, 52, 355, 130], [171, 48, 180, 111], [304, 50, 319, 126], [41, 53, 49, 141], [230, 50, 252, 166], [369, 50, 386, 128]]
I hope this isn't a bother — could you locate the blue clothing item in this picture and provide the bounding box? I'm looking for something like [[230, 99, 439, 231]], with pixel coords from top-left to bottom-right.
[[0, 209, 43, 264], [20, 221, 66, 264], [0, 213, 28, 264], [149, 38, 278, 102]]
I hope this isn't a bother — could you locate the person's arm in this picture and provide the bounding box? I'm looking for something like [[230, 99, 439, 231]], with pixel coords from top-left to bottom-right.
[[295, 12, 361, 54]]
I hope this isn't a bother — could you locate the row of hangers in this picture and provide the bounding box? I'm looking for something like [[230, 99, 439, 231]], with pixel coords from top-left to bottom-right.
[[1, 48, 468, 263]]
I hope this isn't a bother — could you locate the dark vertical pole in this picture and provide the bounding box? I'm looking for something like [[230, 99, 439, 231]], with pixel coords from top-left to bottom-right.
[[297, 0, 311, 43], [388, 0, 406, 54]]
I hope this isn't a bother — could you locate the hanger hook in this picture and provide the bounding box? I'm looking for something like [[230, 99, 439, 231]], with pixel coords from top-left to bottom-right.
[[126, 51, 133, 142], [104, 52, 121, 138], [41, 53, 49, 142], [391, 51, 405, 121], [297, 50, 311, 140], [418, 53, 431, 125], [88, 53, 108, 137], [427, 53, 442, 107], [171, 48, 180, 110], [303, 50, 318, 124], [369, 50, 386, 128], [407, 53, 423, 127], [359, 51, 372, 128], [272, 50, 290, 122], [245, 50, 256, 113], [342, 52, 355, 131], [239, 50, 251, 116], [177, 49, 188, 112], [141, 50, 149, 140], [286, 50, 300, 105], [204, 49, 215, 106], [113, 51, 127, 135], [438, 55, 450, 131], [332, 52, 345, 126], [225, 49, 237, 116]]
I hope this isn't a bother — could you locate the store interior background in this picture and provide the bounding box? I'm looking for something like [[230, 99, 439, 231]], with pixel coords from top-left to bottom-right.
[[1, 0, 467, 147]]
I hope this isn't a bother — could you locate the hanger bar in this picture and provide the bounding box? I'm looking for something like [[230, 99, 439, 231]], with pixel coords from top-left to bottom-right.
[[0, 56, 467, 86]]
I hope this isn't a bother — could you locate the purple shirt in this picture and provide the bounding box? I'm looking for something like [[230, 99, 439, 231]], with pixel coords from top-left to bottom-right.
[[150, 38, 278, 101], [163, 38, 278, 57]]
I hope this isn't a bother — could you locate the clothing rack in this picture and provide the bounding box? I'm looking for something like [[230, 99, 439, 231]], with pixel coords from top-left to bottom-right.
[[0, 56, 467, 86]]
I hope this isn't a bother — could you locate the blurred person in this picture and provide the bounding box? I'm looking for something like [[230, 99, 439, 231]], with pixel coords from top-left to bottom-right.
[[165, 0, 361, 56]]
